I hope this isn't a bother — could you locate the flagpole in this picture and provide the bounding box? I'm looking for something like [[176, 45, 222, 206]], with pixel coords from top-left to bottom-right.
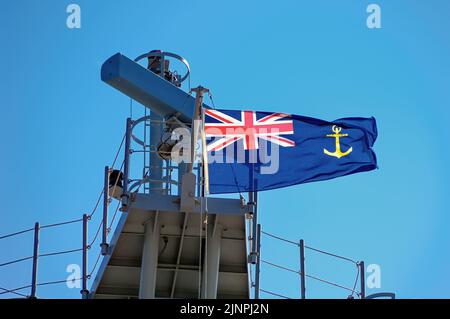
[[188, 86, 209, 174]]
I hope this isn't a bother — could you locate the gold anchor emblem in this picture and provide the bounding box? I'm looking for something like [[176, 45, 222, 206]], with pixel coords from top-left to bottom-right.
[[323, 125, 353, 159]]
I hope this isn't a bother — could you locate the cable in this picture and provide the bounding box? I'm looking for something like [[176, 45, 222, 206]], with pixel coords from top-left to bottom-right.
[[86, 189, 104, 220], [89, 222, 102, 248], [0, 286, 28, 298], [261, 230, 357, 264], [90, 159, 125, 243], [304, 245, 358, 264], [228, 161, 243, 198], [261, 258, 359, 295], [0, 284, 31, 296], [89, 135, 125, 220], [208, 91, 216, 110], [350, 263, 361, 298], [89, 252, 102, 278], [37, 278, 78, 287], [111, 134, 126, 169], [261, 259, 299, 275], [0, 287, 28, 298], [40, 218, 83, 230], [305, 273, 359, 294], [0, 277, 85, 296], [87, 159, 124, 245], [0, 133, 127, 296], [158, 237, 169, 258], [260, 289, 291, 299], [39, 248, 83, 258], [0, 227, 34, 241], [108, 201, 121, 232], [0, 256, 33, 268], [261, 231, 299, 246]]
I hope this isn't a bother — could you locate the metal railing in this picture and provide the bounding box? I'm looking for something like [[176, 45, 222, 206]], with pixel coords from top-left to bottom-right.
[[249, 227, 365, 299], [0, 134, 128, 299], [0, 116, 204, 299]]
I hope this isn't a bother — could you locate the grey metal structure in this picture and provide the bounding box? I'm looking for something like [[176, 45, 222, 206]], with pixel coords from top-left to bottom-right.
[[89, 51, 252, 299]]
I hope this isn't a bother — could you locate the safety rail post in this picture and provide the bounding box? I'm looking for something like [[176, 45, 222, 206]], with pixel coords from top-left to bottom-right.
[[29, 222, 40, 299], [101, 166, 110, 255], [254, 224, 261, 299], [359, 261, 365, 299], [121, 118, 132, 211], [81, 214, 89, 299], [299, 239, 306, 299]]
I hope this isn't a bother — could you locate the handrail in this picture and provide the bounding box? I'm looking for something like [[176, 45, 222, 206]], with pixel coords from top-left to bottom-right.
[[257, 229, 363, 299], [0, 134, 127, 299]]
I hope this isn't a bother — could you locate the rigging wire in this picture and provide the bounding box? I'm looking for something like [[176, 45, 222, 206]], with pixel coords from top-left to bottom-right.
[[89, 134, 125, 220], [261, 230, 358, 265], [260, 288, 291, 299], [39, 248, 83, 258], [87, 157, 124, 247], [0, 133, 128, 298], [305, 273, 358, 295], [350, 262, 361, 298], [0, 277, 86, 297], [0, 98, 365, 300], [111, 134, 126, 169], [0, 227, 34, 241], [37, 278, 81, 287], [207, 91, 216, 110], [0, 284, 31, 296], [261, 259, 300, 275], [0, 286, 28, 298], [304, 245, 358, 264], [89, 252, 102, 278], [261, 230, 299, 246], [108, 201, 122, 232], [0, 256, 33, 268], [40, 218, 83, 230], [262, 257, 359, 295]]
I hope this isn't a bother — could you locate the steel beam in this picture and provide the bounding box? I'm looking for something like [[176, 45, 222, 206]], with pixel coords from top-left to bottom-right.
[[101, 53, 201, 122], [201, 222, 222, 299], [169, 212, 189, 298], [139, 214, 161, 299]]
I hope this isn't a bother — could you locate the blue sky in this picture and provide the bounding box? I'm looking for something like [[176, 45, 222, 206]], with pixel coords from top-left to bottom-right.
[[1, 0, 450, 299]]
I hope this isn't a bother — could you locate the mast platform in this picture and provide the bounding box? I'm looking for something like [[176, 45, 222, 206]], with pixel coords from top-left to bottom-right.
[[90, 194, 250, 299]]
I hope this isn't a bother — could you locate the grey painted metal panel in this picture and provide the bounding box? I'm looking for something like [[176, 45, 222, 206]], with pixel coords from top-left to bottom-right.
[[101, 53, 207, 122], [90, 198, 250, 299], [131, 193, 250, 216]]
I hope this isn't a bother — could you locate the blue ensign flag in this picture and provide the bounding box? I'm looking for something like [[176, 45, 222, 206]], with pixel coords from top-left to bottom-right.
[[204, 109, 378, 194]]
